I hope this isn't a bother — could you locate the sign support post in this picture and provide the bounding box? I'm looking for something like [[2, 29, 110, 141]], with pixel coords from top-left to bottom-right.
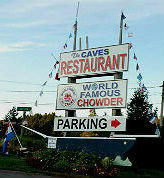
[[112, 11, 124, 117], [20, 111, 26, 142], [64, 2, 79, 136]]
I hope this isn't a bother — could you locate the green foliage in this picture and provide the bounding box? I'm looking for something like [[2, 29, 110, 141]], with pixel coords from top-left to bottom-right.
[[26, 113, 63, 137], [101, 157, 113, 172], [53, 160, 70, 172], [127, 89, 150, 121], [32, 149, 102, 174], [5, 106, 19, 122], [126, 89, 157, 134]]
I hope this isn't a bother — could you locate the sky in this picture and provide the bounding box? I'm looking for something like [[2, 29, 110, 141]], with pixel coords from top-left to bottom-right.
[[0, 0, 164, 120]]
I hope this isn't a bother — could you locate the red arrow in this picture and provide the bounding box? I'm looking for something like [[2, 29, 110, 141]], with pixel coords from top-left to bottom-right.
[[111, 119, 121, 128]]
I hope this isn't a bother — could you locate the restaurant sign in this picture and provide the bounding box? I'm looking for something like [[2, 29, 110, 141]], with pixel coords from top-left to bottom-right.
[[59, 43, 129, 78]]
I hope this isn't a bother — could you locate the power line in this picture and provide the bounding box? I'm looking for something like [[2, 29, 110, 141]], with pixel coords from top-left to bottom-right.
[[0, 79, 56, 87]]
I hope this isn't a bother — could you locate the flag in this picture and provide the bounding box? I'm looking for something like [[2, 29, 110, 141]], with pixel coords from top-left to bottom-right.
[[136, 63, 139, 71], [155, 127, 160, 136], [128, 33, 133, 37], [65, 43, 67, 48], [49, 72, 52, 78], [129, 43, 133, 49], [69, 33, 72, 38], [145, 93, 148, 100], [124, 23, 129, 30], [42, 81, 47, 86], [134, 53, 137, 60], [137, 73, 142, 81], [121, 13, 126, 20], [40, 90, 43, 96], [54, 64, 57, 69], [142, 84, 147, 93], [35, 100, 37, 107], [148, 105, 153, 114], [3, 123, 14, 154], [149, 115, 157, 124], [55, 73, 60, 81]]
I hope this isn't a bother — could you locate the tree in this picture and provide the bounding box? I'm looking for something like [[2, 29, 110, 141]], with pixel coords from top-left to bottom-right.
[[5, 106, 18, 122], [126, 89, 156, 134]]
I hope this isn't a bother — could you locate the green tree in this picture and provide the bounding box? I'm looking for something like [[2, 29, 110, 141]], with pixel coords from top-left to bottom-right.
[[126, 89, 156, 134], [5, 106, 18, 122], [26, 112, 63, 137]]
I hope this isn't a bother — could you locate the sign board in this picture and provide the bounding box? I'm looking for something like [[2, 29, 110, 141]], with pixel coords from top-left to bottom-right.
[[54, 116, 126, 131], [56, 79, 127, 110], [48, 137, 57, 149], [17, 107, 32, 111], [59, 43, 129, 78]]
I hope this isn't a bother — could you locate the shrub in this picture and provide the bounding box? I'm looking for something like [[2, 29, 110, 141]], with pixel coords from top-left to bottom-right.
[[29, 149, 115, 176], [53, 160, 70, 172]]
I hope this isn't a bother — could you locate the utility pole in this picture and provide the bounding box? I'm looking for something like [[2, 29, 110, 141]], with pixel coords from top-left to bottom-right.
[[112, 11, 123, 117], [64, 3, 79, 139], [160, 81, 164, 137]]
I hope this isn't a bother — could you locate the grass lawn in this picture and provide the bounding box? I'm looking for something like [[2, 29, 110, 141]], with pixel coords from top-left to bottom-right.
[[0, 154, 163, 178], [117, 168, 164, 178], [0, 154, 41, 173]]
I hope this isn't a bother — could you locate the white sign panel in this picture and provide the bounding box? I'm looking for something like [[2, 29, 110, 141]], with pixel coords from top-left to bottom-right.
[[59, 43, 129, 78], [56, 79, 127, 110], [48, 137, 57, 149], [54, 116, 126, 131]]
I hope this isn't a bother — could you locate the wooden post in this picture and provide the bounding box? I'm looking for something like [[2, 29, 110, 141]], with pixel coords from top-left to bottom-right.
[[79, 37, 82, 50], [160, 81, 164, 139], [65, 3, 79, 127], [20, 111, 26, 142], [112, 11, 123, 117], [86, 36, 89, 49]]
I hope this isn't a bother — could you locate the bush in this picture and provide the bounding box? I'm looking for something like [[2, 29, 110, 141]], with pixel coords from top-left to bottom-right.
[[29, 149, 114, 176], [53, 160, 70, 172]]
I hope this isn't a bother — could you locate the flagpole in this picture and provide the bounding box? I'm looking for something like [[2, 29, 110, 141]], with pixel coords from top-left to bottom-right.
[[7, 116, 23, 148]]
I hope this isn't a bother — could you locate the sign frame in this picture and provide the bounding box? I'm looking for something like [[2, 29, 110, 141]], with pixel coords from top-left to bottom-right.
[[59, 43, 129, 78], [56, 79, 128, 110], [54, 116, 126, 131]]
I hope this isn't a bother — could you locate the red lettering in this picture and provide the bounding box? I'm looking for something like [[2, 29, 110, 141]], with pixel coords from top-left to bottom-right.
[[111, 98, 116, 105], [61, 61, 67, 75], [73, 60, 79, 74], [98, 57, 105, 71], [67, 60, 73, 74], [83, 99, 89, 107], [89, 99, 95, 106], [120, 53, 127, 69], [104, 98, 110, 106], [83, 58, 90, 73], [77, 99, 82, 107], [95, 98, 103, 106], [112, 54, 119, 70], [91, 57, 97, 72], [117, 97, 123, 105], [79, 59, 85, 73], [104, 56, 111, 71]]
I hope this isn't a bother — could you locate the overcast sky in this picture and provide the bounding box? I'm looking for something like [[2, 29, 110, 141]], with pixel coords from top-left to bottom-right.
[[0, 0, 164, 119]]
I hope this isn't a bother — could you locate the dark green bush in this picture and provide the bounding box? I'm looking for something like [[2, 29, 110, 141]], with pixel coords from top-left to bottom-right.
[[30, 149, 114, 176], [53, 160, 70, 172]]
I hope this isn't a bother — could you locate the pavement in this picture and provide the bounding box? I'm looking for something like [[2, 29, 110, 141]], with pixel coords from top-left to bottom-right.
[[0, 169, 61, 178]]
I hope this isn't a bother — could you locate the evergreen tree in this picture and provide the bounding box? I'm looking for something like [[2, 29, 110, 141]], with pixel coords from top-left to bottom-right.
[[127, 89, 149, 121], [5, 106, 18, 122], [126, 89, 156, 134]]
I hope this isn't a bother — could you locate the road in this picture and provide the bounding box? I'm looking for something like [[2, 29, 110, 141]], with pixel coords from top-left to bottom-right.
[[0, 169, 61, 178]]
